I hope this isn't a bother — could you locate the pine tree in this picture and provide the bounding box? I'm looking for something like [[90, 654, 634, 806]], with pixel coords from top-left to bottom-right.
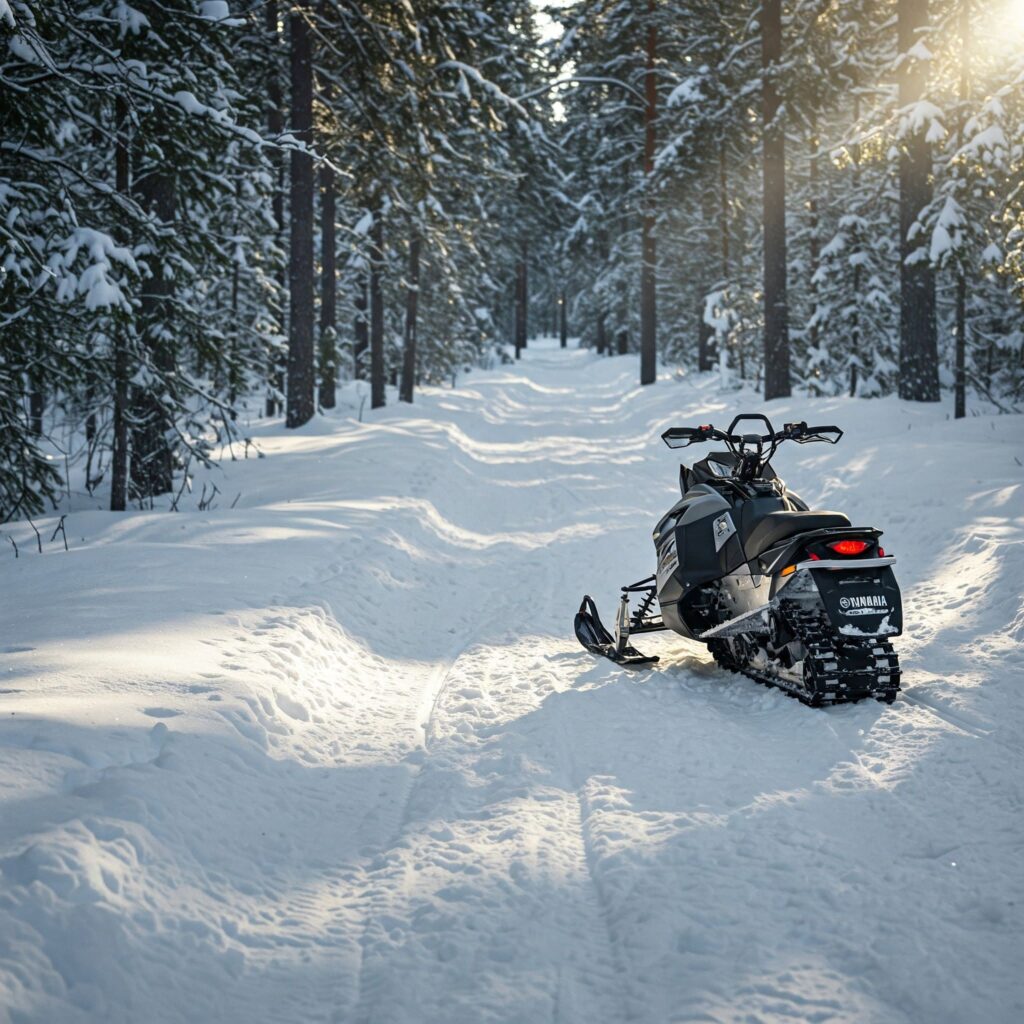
[[286, 4, 315, 427], [897, 0, 941, 401], [762, 0, 791, 400]]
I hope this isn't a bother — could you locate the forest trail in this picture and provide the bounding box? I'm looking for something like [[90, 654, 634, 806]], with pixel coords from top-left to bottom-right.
[[2, 341, 1023, 1024]]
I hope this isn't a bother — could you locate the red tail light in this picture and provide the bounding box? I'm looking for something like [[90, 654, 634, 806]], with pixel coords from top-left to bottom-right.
[[878, 547, 886, 557], [828, 539, 870, 556], [808, 552, 821, 561]]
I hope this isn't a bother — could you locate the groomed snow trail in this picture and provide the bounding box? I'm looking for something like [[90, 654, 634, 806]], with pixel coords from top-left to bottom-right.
[[2, 341, 1022, 1024]]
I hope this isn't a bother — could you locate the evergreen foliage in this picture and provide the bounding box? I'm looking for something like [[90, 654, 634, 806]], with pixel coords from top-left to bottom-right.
[[1, 0, 1022, 521]]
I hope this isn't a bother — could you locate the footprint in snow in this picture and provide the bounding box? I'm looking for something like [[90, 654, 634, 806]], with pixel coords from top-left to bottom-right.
[[143, 707, 182, 719]]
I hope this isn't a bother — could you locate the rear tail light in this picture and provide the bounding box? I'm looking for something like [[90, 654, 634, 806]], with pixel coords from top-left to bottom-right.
[[879, 546, 886, 557], [828, 539, 870, 556]]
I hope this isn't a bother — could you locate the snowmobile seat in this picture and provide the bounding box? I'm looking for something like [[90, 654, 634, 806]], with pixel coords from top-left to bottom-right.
[[744, 510, 850, 557]]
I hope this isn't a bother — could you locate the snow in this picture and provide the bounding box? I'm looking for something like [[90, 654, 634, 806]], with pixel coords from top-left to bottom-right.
[[2, 342, 1023, 1023], [173, 89, 209, 116], [114, 2, 149, 38], [198, 1, 231, 20], [7, 33, 40, 65], [666, 78, 702, 107], [54, 228, 138, 310], [906, 41, 933, 63], [930, 195, 965, 264], [899, 100, 946, 143], [352, 211, 374, 236]]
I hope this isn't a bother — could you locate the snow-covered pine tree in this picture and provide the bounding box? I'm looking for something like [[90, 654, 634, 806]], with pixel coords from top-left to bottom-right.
[[1, 1, 284, 516]]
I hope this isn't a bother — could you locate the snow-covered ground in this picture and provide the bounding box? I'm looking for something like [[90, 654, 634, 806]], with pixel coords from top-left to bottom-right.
[[2, 340, 1022, 1024]]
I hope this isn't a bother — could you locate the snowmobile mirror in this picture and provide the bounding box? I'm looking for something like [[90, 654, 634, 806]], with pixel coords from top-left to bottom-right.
[[801, 425, 843, 444], [661, 427, 702, 449]]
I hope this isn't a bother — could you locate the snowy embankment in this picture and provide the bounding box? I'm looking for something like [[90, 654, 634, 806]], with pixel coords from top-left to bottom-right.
[[1, 341, 1022, 1024]]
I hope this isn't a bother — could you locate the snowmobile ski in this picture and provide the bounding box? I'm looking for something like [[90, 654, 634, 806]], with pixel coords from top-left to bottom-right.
[[574, 595, 659, 667]]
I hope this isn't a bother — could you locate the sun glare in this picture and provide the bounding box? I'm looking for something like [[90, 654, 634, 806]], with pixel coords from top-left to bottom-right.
[[995, 0, 1024, 44]]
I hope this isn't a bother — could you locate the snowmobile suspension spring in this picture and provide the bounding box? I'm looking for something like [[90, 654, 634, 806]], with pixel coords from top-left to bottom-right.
[[633, 588, 657, 626]]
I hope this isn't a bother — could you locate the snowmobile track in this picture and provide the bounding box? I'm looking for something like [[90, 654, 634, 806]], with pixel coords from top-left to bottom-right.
[[900, 689, 1005, 746]]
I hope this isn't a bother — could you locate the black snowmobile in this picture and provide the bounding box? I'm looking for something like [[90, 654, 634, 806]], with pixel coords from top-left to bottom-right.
[[574, 415, 902, 705]]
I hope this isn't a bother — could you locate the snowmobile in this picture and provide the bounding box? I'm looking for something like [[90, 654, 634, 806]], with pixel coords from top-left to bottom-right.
[[574, 414, 902, 705]]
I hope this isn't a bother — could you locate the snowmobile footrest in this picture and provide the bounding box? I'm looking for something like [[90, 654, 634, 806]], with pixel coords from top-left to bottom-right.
[[574, 596, 659, 667]]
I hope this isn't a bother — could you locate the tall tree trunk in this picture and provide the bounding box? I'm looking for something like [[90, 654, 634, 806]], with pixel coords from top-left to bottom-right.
[[559, 289, 568, 347], [698, 173, 716, 372], [110, 94, 130, 512], [85, 357, 97, 490], [29, 335, 44, 436], [400, 234, 421, 404], [286, 5, 315, 428], [898, 0, 940, 401], [596, 314, 607, 354], [319, 161, 337, 409], [132, 2, 177, 499], [617, 329, 628, 356], [513, 263, 521, 359], [954, 274, 967, 416], [639, 0, 657, 386], [713, 139, 730, 371], [761, 0, 790, 400], [697, 293, 714, 371], [354, 272, 368, 379], [369, 211, 386, 409], [266, 0, 285, 417], [514, 241, 528, 358], [131, 166, 176, 501], [521, 239, 529, 350], [719, 140, 731, 283], [807, 105, 821, 355], [850, 94, 862, 397], [29, 387, 43, 437], [954, 0, 970, 419], [229, 179, 242, 414]]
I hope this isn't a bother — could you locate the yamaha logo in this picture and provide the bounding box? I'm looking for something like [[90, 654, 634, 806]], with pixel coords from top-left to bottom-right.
[[840, 594, 887, 611]]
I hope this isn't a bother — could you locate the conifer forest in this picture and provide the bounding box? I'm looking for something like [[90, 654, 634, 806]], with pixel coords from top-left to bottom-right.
[[2, 1, 1022, 521]]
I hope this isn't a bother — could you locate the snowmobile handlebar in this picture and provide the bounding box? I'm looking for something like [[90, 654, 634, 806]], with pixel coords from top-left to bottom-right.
[[660, 418, 843, 452]]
